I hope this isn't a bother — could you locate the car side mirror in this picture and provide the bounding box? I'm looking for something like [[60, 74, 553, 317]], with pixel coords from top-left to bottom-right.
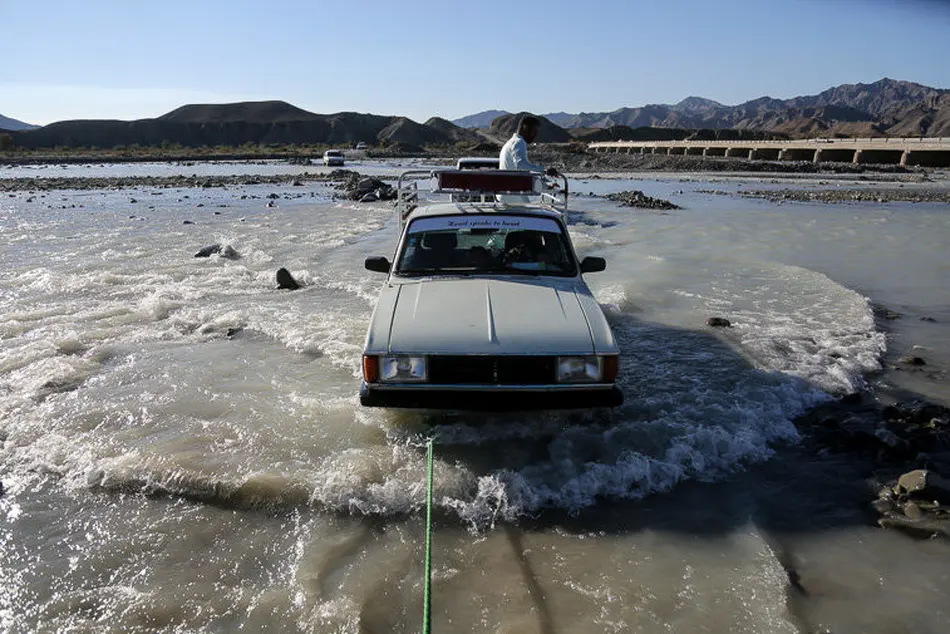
[[579, 256, 606, 274], [365, 256, 391, 273]]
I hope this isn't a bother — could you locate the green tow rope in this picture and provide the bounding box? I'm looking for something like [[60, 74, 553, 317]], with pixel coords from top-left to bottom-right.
[[423, 437, 435, 634]]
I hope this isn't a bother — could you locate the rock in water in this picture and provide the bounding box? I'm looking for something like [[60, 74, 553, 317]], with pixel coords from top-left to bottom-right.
[[220, 245, 240, 260], [605, 190, 681, 210], [706, 317, 732, 328], [276, 268, 300, 290], [898, 469, 950, 504], [194, 244, 222, 258]]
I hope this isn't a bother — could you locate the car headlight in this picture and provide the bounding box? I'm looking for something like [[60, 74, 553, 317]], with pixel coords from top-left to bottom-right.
[[556, 356, 601, 383], [379, 355, 427, 382]]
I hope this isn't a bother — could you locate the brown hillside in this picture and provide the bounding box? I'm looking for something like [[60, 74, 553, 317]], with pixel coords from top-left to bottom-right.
[[885, 94, 950, 137], [489, 112, 572, 143], [377, 117, 452, 146]]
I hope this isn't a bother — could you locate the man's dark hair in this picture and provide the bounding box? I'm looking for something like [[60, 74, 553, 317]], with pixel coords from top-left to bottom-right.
[[519, 115, 541, 130]]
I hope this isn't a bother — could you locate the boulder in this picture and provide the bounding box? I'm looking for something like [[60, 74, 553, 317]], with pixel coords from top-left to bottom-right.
[[706, 317, 732, 328], [220, 245, 240, 260], [336, 174, 396, 202], [327, 169, 360, 181], [605, 190, 681, 210], [194, 244, 221, 258], [276, 267, 300, 290], [897, 469, 950, 504]]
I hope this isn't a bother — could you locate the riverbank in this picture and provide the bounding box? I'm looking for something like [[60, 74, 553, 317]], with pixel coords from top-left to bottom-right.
[[722, 187, 950, 204], [0, 172, 332, 192], [4, 144, 939, 176]]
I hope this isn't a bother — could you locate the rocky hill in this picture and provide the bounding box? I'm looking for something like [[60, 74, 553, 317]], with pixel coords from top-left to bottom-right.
[[522, 79, 949, 139], [423, 117, 484, 144], [9, 102, 448, 149], [377, 117, 452, 146], [0, 114, 37, 131], [452, 109, 509, 129], [884, 93, 950, 137], [488, 112, 572, 143]]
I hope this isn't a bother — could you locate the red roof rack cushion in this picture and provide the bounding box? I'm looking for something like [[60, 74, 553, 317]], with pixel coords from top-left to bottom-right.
[[437, 170, 535, 193]]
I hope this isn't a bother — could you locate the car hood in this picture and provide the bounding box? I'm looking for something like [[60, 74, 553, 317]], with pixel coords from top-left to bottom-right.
[[372, 278, 607, 355]]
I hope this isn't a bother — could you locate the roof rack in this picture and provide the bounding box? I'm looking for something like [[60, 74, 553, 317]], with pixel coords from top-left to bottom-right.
[[395, 169, 568, 228]]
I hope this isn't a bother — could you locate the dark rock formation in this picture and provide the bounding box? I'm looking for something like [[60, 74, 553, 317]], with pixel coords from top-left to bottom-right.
[[276, 268, 300, 290], [605, 190, 681, 210], [335, 174, 396, 202], [194, 244, 221, 258], [706, 317, 732, 328], [873, 469, 950, 538]]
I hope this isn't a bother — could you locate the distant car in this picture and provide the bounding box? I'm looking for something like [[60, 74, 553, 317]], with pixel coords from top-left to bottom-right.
[[323, 150, 345, 166], [456, 157, 500, 170], [355, 142, 368, 150]]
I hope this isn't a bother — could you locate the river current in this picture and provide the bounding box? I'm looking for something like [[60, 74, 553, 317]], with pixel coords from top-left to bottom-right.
[[1, 160, 949, 632]]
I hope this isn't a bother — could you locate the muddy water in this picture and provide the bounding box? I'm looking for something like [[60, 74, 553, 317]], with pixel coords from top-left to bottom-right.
[[1, 163, 949, 632]]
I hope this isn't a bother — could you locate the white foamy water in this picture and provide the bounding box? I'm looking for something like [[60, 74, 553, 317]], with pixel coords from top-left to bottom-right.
[[2, 164, 950, 632]]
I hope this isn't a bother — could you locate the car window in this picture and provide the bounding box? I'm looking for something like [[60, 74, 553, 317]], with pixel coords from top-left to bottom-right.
[[396, 215, 576, 277]]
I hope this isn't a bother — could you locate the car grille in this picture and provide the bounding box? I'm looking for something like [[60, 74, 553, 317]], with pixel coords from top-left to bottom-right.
[[427, 356, 557, 385]]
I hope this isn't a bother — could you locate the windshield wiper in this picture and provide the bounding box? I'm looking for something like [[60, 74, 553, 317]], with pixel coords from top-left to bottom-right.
[[397, 268, 444, 276]]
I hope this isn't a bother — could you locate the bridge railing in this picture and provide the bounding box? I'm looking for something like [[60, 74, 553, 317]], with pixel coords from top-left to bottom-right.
[[588, 137, 950, 148]]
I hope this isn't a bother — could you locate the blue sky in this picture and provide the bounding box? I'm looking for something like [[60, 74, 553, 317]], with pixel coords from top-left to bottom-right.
[[2, 0, 949, 125]]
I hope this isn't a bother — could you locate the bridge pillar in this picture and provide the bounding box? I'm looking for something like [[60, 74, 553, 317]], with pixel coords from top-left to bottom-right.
[[901, 150, 950, 167]]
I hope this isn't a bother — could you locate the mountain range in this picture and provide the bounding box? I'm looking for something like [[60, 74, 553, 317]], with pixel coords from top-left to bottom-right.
[[0, 114, 38, 131], [5, 78, 950, 150], [6, 102, 492, 150], [455, 79, 950, 138]]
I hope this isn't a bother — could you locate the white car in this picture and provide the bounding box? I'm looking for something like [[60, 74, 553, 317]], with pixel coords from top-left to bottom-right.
[[323, 150, 345, 166], [360, 168, 622, 410]]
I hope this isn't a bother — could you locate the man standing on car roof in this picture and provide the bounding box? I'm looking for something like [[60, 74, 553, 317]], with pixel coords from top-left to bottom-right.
[[499, 115, 559, 177]]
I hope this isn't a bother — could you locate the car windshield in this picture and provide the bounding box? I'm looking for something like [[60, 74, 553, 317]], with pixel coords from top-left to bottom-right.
[[326, 151, 342, 157], [396, 215, 577, 277]]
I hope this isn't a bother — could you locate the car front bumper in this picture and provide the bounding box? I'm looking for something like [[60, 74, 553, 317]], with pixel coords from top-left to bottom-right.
[[359, 382, 623, 411]]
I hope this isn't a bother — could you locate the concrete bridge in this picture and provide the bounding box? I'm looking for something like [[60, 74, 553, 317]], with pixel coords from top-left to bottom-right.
[[588, 137, 950, 167]]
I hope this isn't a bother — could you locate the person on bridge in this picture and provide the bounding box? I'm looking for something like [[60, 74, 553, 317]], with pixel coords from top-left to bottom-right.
[[499, 115, 559, 177]]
